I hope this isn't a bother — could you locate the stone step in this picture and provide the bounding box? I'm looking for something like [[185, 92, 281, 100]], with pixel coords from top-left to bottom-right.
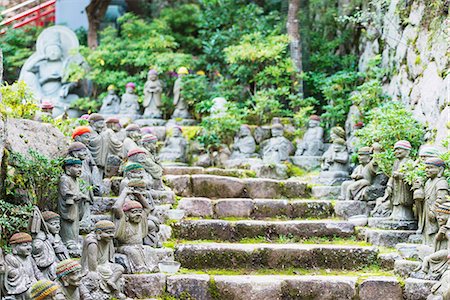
[[124, 273, 406, 300], [359, 228, 417, 247], [163, 165, 256, 178], [311, 185, 340, 199], [172, 219, 355, 241], [177, 197, 334, 219], [174, 243, 379, 270], [164, 174, 309, 199]]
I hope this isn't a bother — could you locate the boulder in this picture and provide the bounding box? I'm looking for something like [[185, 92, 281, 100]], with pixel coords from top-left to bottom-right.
[[358, 277, 403, 300], [404, 278, 436, 300]]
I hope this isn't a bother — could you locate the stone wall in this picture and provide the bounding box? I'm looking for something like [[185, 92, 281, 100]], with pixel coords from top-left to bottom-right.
[[358, 0, 449, 146]]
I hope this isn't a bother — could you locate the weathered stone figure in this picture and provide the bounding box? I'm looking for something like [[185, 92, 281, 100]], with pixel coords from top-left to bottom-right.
[[119, 161, 153, 194], [58, 158, 87, 256], [106, 117, 126, 142], [159, 126, 188, 163], [261, 123, 294, 164], [87, 113, 105, 138], [210, 97, 227, 118], [99, 85, 121, 115], [81, 221, 126, 300], [120, 82, 140, 116], [30, 280, 65, 300], [373, 140, 415, 221], [113, 180, 156, 273], [143, 69, 163, 118], [56, 259, 92, 300], [339, 146, 373, 201], [412, 202, 450, 281], [319, 126, 350, 185], [130, 140, 164, 190], [295, 115, 324, 157], [122, 124, 142, 158], [230, 125, 257, 159], [171, 67, 191, 119], [32, 211, 69, 281], [4, 233, 44, 299]]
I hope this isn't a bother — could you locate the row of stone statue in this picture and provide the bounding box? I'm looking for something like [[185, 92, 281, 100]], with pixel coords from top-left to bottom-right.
[[99, 67, 191, 120]]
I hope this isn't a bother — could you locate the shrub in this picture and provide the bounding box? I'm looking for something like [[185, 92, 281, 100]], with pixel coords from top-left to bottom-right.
[[356, 101, 425, 175], [0, 81, 39, 119], [0, 200, 33, 250]]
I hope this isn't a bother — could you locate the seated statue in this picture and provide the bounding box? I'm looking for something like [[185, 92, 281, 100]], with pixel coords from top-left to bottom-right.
[[319, 127, 350, 185], [30, 279, 65, 300], [411, 202, 450, 281], [32, 210, 69, 281], [106, 117, 126, 142], [58, 158, 88, 256], [131, 139, 164, 190], [119, 82, 140, 116], [339, 146, 374, 201], [99, 85, 121, 115], [346, 122, 363, 157], [119, 161, 154, 195], [56, 259, 92, 300], [171, 67, 192, 119], [295, 115, 324, 157], [371, 140, 415, 221], [122, 124, 142, 158], [261, 124, 294, 164], [143, 70, 163, 119], [113, 180, 158, 273], [19, 26, 90, 117], [427, 270, 450, 300], [230, 125, 257, 159], [159, 126, 188, 163], [81, 221, 126, 300], [4, 233, 44, 298]]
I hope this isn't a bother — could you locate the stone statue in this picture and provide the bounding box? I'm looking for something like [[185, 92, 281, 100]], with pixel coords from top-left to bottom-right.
[[159, 126, 188, 163], [72, 126, 92, 146], [210, 97, 227, 118], [428, 270, 450, 300], [106, 117, 126, 142], [143, 70, 163, 118], [346, 121, 363, 157], [122, 124, 141, 158], [58, 158, 88, 256], [345, 103, 362, 141], [80, 221, 126, 300], [32, 210, 69, 281], [67, 142, 97, 230], [261, 123, 294, 164], [137, 136, 165, 190], [31, 279, 65, 300], [19, 26, 90, 117], [416, 158, 449, 245], [56, 259, 92, 300], [319, 127, 350, 185], [113, 180, 157, 273], [230, 125, 257, 159], [171, 67, 192, 119], [412, 202, 450, 281], [119, 161, 153, 194], [35, 101, 54, 122], [88, 115, 123, 177], [4, 233, 44, 299], [413, 146, 441, 235], [295, 115, 324, 156], [119, 82, 140, 116], [339, 146, 374, 201], [99, 85, 121, 115], [372, 140, 415, 221]]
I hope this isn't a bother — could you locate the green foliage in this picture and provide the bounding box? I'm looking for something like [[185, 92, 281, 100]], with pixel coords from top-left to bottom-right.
[[41, 115, 88, 137], [246, 87, 293, 125], [69, 97, 101, 114], [356, 101, 425, 175], [0, 200, 33, 250], [180, 74, 211, 119], [0, 81, 39, 119], [5, 149, 63, 210], [0, 26, 42, 83]]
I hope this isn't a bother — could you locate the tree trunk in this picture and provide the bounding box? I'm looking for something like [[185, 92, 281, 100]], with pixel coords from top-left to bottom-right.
[[86, 0, 111, 49], [286, 0, 303, 98]]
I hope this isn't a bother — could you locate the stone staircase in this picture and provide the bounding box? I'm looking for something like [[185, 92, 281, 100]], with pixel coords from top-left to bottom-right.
[[92, 167, 436, 299]]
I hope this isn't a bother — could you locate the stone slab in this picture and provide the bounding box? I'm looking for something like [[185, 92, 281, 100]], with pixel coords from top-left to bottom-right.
[[123, 273, 166, 298], [172, 219, 355, 241], [175, 243, 379, 270], [214, 275, 283, 300], [311, 186, 340, 199], [291, 156, 321, 170], [178, 197, 213, 217], [358, 276, 403, 300], [359, 228, 417, 247], [404, 278, 436, 300], [215, 198, 254, 218], [167, 274, 211, 300], [368, 217, 418, 230], [334, 201, 368, 219], [191, 175, 246, 199], [164, 166, 204, 175], [394, 259, 421, 278]]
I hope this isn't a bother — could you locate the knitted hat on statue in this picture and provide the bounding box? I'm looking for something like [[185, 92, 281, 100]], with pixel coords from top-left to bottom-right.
[[56, 259, 82, 278], [30, 280, 59, 300], [394, 140, 412, 150], [10, 232, 32, 244], [72, 126, 91, 139], [42, 211, 60, 222], [94, 220, 116, 231], [123, 200, 143, 212]]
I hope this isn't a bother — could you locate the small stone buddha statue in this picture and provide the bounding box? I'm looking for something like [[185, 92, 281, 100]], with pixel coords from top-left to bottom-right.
[[261, 123, 294, 164], [30, 279, 65, 300], [171, 67, 192, 119], [56, 259, 92, 300], [159, 126, 188, 163], [99, 85, 121, 115], [230, 125, 257, 159], [295, 115, 324, 157], [143, 69, 163, 119], [119, 82, 140, 116]]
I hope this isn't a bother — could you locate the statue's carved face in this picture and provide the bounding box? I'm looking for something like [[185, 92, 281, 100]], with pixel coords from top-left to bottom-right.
[[13, 242, 32, 257], [309, 120, 319, 128], [108, 89, 116, 95], [107, 123, 121, 132], [53, 290, 66, 300], [72, 148, 88, 161], [45, 45, 62, 61], [149, 74, 157, 81], [126, 169, 145, 180], [97, 228, 115, 242], [62, 269, 82, 288], [425, 164, 442, 179], [46, 219, 61, 235], [143, 142, 156, 152], [126, 87, 135, 94], [240, 126, 250, 136], [76, 133, 91, 145], [128, 130, 141, 141], [358, 153, 371, 165], [126, 208, 143, 223], [436, 212, 449, 227], [173, 128, 182, 137], [394, 148, 409, 159], [271, 128, 283, 137], [91, 120, 105, 133], [66, 164, 82, 177], [334, 144, 346, 152]]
